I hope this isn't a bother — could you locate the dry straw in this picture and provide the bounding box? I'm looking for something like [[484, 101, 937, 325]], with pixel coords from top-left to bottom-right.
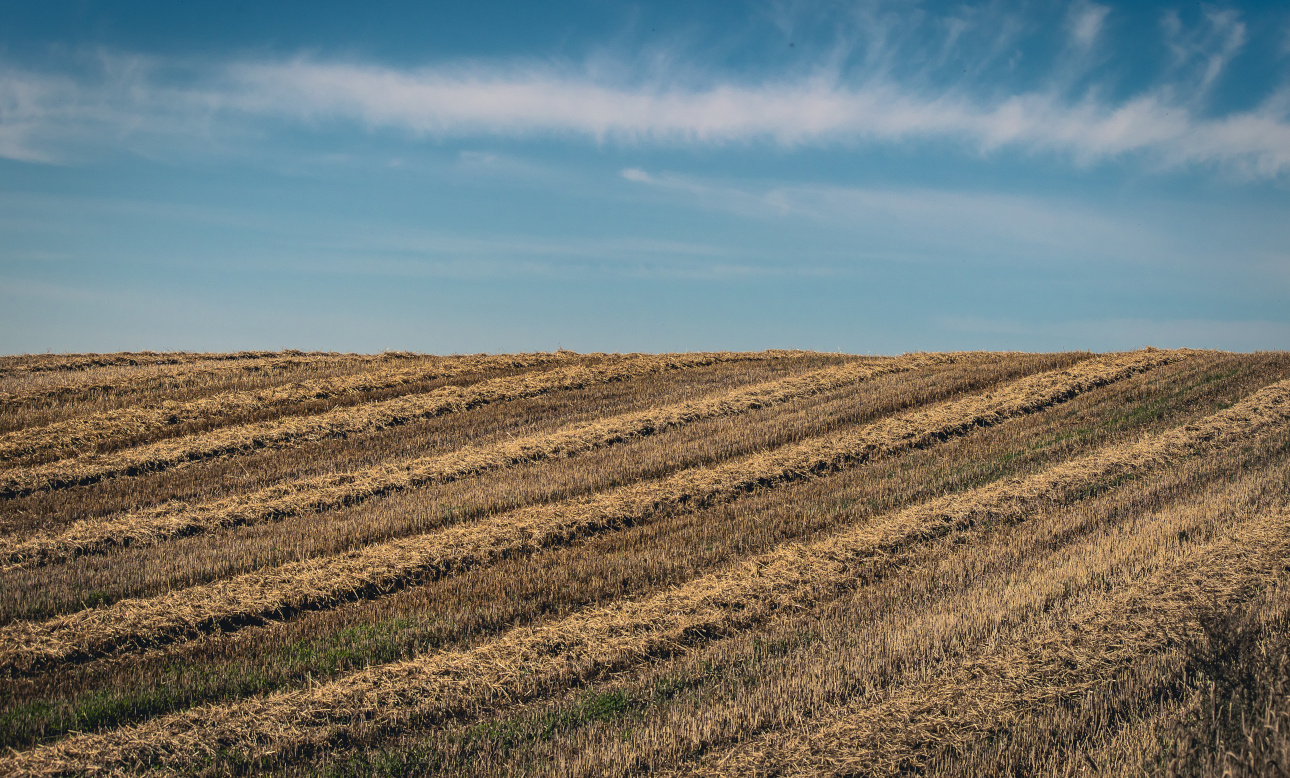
[[5, 353, 1283, 776], [1, 352, 336, 413], [0, 349, 318, 377], [0, 349, 1187, 673], [2, 353, 947, 568], [689, 503, 1290, 776], [0, 351, 778, 499], [0, 352, 579, 462], [0, 351, 542, 425]]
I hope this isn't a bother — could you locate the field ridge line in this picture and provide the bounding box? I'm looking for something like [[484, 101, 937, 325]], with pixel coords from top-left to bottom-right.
[[0, 349, 1187, 673], [1, 353, 941, 568], [0, 349, 336, 377]]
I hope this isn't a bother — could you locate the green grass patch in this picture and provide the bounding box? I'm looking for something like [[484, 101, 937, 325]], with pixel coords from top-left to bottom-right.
[[275, 620, 413, 676], [306, 628, 821, 777], [0, 664, 270, 750], [0, 617, 435, 751], [1106, 368, 1245, 430]]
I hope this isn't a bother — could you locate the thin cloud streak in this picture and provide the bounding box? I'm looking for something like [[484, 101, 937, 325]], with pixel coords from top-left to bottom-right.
[[228, 60, 1290, 175], [1068, 2, 1110, 50], [617, 167, 1170, 266], [0, 69, 83, 163], [3, 50, 1290, 176], [1162, 7, 1247, 98]]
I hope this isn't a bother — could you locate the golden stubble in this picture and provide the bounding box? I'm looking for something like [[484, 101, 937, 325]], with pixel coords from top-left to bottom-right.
[[0, 351, 1187, 674], [8, 351, 1287, 776], [0, 351, 786, 499]]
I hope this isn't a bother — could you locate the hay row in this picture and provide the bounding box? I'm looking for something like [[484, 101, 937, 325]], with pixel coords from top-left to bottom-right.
[[0, 349, 337, 377], [2, 354, 940, 568], [0, 351, 777, 500], [0, 351, 538, 419], [0, 349, 1185, 673], [3, 352, 1274, 775], [0, 352, 353, 411], [688, 495, 1290, 776], [0, 352, 585, 463]]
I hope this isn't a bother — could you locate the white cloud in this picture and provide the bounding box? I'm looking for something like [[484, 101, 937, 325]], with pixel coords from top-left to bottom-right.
[[3, 40, 1290, 178], [0, 69, 82, 162], [618, 168, 1169, 266], [217, 59, 1290, 176], [1068, 2, 1110, 50], [1162, 8, 1248, 99], [0, 55, 231, 163]]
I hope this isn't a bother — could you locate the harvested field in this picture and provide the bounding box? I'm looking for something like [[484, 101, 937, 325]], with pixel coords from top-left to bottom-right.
[[0, 350, 327, 376], [0, 351, 414, 412], [0, 351, 776, 499], [0, 352, 580, 460], [2, 352, 943, 568], [1, 347, 1287, 777]]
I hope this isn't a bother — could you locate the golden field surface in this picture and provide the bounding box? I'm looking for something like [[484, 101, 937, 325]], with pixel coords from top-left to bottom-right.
[[1, 347, 1288, 776]]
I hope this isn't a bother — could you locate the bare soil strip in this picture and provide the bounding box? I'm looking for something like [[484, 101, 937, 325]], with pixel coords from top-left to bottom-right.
[[0, 350, 1185, 674], [0, 352, 569, 433], [1, 354, 939, 569], [4, 353, 1277, 775], [0, 352, 774, 500], [687, 502, 1290, 777]]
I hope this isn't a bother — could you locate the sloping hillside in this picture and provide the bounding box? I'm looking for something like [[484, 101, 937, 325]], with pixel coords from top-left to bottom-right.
[[2, 348, 1287, 776]]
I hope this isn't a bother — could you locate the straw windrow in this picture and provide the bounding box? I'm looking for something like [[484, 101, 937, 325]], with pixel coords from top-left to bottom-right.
[[0, 349, 321, 377], [0, 351, 779, 499], [687, 501, 1290, 777], [2, 353, 948, 568], [0, 349, 1187, 673], [3, 352, 1277, 776], [0, 351, 417, 413], [0, 352, 576, 451]]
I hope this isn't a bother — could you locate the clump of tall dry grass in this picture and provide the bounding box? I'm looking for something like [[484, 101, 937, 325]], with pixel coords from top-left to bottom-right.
[[0, 349, 1187, 673], [2, 354, 943, 568], [0, 351, 778, 499]]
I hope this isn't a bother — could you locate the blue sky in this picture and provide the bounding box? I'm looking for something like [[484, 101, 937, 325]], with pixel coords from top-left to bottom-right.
[[2, 0, 1288, 354]]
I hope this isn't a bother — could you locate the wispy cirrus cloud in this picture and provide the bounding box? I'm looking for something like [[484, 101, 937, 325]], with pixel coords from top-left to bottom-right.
[[1067, 2, 1111, 50], [615, 166, 1170, 266], [0, 54, 228, 163], [219, 58, 1290, 176], [1, 6, 1288, 178], [1162, 7, 1247, 98], [0, 68, 87, 162]]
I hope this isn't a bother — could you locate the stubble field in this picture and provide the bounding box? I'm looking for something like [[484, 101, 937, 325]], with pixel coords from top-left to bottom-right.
[[1, 347, 1288, 776]]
